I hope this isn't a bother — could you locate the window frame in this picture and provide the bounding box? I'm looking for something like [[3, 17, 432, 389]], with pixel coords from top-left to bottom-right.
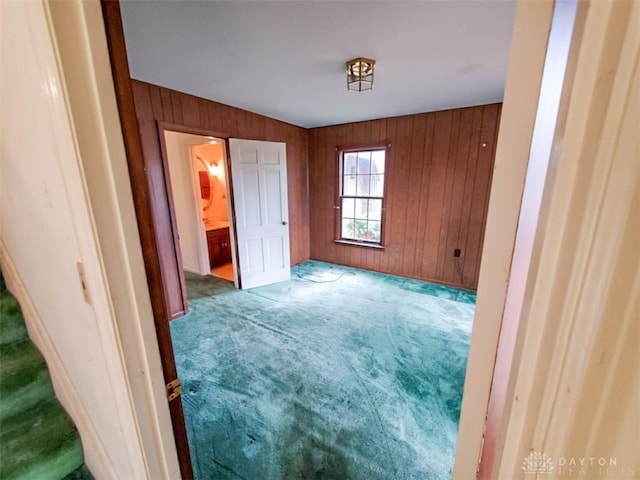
[[334, 142, 390, 248]]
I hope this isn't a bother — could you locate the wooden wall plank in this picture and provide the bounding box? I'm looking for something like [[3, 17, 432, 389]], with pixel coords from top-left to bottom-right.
[[170, 92, 183, 125], [443, 108, 474, 285], [436, 109, 461, 279], [388, 115, 413, 274], [180, 95, 200, 127], [198, 102, 209, 131], [308, 104, 500, 290], [159, 89, 174, 123], [457, 108, 484, 286], [149, 85, 164, 120], [473, 104, 501, 286], [401, 114, 427, 278], [131, 81, 153, 120], [422, 110, 452, 280], [463, 105, 499, 287], [414, 115, 436, 280]]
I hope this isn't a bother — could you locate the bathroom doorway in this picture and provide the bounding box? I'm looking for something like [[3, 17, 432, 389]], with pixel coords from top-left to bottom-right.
[[191, 139, 235, 283], [161, 128, 238, 286]]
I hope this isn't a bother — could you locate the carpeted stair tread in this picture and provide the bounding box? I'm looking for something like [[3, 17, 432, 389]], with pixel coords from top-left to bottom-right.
[[0, 339, 49, 388], [0, 294, 29, 346], [63, 464, 94, 480], [0, 367, 55, 424], [0, 272, 85, 479], [0, 339, 56, 423], [0, 397, 83, 480]]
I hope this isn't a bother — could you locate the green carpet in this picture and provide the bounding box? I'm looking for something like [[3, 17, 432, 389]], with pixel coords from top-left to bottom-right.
[[0, 274, 88, 480], [171, 261, 475, 480], [62, 464, 93, 480]]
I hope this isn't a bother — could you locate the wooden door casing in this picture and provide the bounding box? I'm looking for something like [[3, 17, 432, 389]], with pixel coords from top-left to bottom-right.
[[99, 2, 193, 478]]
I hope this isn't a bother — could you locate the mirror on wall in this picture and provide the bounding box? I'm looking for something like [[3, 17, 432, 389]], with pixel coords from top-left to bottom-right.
[[196, 157, 214, 210]]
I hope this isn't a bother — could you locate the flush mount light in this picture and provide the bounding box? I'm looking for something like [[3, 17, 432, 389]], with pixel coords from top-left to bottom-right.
[[346, 57, 376, 92]]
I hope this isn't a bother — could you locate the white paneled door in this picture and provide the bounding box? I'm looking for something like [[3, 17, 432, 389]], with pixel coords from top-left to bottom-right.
[[229, 139, 290, 289]]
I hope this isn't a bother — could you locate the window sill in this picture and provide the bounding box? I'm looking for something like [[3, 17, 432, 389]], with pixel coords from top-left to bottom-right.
[[334, 239, 385, 250]]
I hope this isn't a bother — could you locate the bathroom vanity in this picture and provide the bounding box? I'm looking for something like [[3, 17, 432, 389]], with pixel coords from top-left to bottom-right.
[[206, 223, 231, 268]]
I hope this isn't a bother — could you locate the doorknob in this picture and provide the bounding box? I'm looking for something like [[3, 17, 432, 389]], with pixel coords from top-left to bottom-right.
[[282, 221, 288, 225]]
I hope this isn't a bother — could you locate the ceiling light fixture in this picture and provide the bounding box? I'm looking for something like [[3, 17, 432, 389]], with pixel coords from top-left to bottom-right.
[[346, 57, 376, 92]]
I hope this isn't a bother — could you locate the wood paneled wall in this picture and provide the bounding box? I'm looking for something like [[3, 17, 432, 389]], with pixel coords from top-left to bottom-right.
[[308, 104, 501, 290], [130, 80, 310, 316], [130, 78, 498, 293]]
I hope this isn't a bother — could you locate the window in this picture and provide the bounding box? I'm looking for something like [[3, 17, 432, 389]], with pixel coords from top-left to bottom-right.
[[338, 146, 387, 246]]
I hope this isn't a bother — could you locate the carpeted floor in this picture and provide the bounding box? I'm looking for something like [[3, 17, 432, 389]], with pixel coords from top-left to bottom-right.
[[170, 261, 475, 480]]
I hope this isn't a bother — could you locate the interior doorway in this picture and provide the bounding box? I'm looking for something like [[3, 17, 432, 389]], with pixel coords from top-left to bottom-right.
[[161, 129, 238, 286], [193, 139, 236, 284], [159, 126, 293, 294]]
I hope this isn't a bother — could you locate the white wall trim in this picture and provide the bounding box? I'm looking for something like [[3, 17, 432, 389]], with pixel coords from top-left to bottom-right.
[[493, 0, 640, 475], [1, 0, 152, 476], [456, 0, 640, 476], [188, 145, 212, 276], [453, 1, 555, 477], [164, 130, 218, 276], [0, 241, 117, 480], [478, 1, 582, 475]]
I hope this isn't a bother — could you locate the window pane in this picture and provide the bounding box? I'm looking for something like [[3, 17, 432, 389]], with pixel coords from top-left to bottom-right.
[[371, 150, 385, 173], [354, 198, 369, 220], [357, 152, 371, 174], [352, 219, 368, 241], [342, 197, 355, 218], [372, 150, 385, 173], [356, 175, 370, 196], [342, 218, 355, 239], [343, 174, 356, 196], [344, 154, 357, 175], [367, 221, 381, 242], [370, 174, 384, 197], [369, 199, 382, 221]]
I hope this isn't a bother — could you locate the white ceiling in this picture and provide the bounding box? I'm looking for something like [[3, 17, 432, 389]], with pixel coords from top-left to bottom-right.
[[120, 1, 516, 128]]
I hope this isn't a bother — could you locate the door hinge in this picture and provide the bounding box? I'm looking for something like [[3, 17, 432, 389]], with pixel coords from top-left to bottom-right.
[[166, 378, 182, 401]]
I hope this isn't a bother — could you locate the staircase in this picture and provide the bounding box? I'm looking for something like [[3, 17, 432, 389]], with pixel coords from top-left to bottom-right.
[[0, 274, 89, 479]]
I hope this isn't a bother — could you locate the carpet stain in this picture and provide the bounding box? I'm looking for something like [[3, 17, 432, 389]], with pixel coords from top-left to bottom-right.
[[171, 261, 475, 479]]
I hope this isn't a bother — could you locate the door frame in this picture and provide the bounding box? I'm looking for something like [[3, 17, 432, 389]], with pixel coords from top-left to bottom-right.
[[454, 0, 588, 477], [158, 124, 240, 287], [100, 2, 194, 477], [100, 0, 585, 477], [159, 129, 212, 277]]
